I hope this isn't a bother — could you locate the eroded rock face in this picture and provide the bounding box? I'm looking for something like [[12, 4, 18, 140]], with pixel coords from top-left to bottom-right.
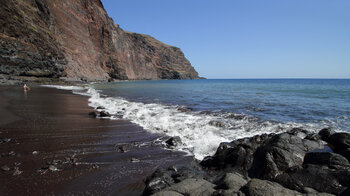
[[0, 0, 199, 81]]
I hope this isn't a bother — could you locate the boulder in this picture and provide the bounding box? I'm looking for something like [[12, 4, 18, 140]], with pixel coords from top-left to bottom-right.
[[340, 188, 350, 196], [214, 189, 246, 196], [152, 191, 184, 196], [318, 128, 335, 142], [166, 136, 182, 147], [143, 168, 175, 195], [249, 133, 323, 179], [144, 131, 347, 196], [287, 128, 309, 138], [88, 111, 98, 118], [143, 164, 205, 195], [163, 178, 215, 196], [209, 120, 227, 128], [99, 111, 111, 117], [338, 149, 350, 162], [200, 134, 271, 171], [328, 132, 350, 152], [242, 178, 303, 196], [302, 187, 318, 194], [169, 165, 204, 183], [305, 133, 321, 141], [177, 106, 193, 112], [274, 164, 349, 195], [303, 152, 349, 168], [143, 163, 209, 195], [220, 172, 249, 191]]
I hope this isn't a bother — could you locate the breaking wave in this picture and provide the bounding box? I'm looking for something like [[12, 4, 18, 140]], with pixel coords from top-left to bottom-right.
[[44, 85, 329, 160]]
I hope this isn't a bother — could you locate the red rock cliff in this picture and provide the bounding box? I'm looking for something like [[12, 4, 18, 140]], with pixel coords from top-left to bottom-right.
[[0, 0, 199, 81]]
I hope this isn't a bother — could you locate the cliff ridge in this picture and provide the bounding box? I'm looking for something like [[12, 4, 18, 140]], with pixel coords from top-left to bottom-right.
[[0, 0, 199, 82]]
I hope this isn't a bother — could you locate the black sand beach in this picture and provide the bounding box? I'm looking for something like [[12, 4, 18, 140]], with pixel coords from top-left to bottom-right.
[[0, 86, 192, 195]]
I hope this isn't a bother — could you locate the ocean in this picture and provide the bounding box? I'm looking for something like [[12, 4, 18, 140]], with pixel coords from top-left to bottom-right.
[[47, 79, 350, 159]]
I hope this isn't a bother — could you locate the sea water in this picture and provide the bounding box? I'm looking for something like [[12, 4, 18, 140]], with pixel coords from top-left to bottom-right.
[[45, 79, 350, 159]]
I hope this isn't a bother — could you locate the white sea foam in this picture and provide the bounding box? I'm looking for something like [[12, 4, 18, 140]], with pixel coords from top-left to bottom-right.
[[84, 87, 324, 160], [41, 85, 86, 91], [43, 85, 325, 160]]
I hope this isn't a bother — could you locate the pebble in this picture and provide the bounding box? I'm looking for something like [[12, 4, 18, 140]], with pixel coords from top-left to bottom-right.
[[0, 138, 11, 144], [118, 146, 126, 153], [48, 165, 58, 171], [13, 169, 23, 176], [91, 164, 99, 169], [52, 159, 62, 165], [130, 157, 140, 163], [32, 151, 39, 155], [1, 165, 10, 171]]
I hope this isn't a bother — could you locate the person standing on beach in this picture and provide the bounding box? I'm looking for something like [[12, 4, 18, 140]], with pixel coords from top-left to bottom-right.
[[23, 84, 30, 91]]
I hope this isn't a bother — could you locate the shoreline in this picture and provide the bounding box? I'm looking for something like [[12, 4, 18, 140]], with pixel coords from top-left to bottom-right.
[[1, 83, 349, 195], [0, 85, 193, 195]]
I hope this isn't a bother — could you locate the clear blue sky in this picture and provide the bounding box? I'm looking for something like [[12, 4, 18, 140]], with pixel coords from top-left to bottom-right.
[[101, 0, 350, 79]]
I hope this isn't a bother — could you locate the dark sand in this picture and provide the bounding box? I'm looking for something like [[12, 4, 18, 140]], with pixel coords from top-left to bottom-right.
[[0, 86, 192, 195]]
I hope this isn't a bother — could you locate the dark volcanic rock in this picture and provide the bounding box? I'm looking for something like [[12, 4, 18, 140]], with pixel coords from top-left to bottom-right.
[[0, 0, 199, 82], [323, 132, 350, 162], [143, 164, 207, 195], [177, 106, 193, 112], [200, 134, 271, 172], [249, 132, 323, 179], [143, 168, 176, 195], [145, 130, 347, 196], [241, 178, 303, 196], [338, 149, 350, 162], [166, 136, 182, 147], [162, 178, 215, 196], [340, 188, 350, 196], [96, 106, 105, 110], [328, 133, 350, 152], [319, 128, 335, 142], [99, 111, 111, 117], [217, 172, 249, 191], [275, 164, 349, 195], [303, 152, 349, 169], [1, 165, 10, 171], [209, 120, 227, 128], [88, 111, 98, 118], [201, 129, 323, 179], [152, 191, 184, 196]]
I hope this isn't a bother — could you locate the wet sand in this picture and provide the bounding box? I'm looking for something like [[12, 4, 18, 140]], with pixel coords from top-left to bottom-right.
[[0, 86, 192, 195]]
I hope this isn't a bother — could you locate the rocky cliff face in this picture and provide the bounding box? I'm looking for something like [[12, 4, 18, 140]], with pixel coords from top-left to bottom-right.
[[0, 0, 199, 81]]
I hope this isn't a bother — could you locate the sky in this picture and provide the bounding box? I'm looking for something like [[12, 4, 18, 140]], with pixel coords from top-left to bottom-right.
[[101, 0, 350, 79]]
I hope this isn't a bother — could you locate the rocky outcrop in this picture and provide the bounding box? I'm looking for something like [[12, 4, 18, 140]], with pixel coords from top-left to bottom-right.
[[0, 0, 199, 82], [143, 129, 350, 196]]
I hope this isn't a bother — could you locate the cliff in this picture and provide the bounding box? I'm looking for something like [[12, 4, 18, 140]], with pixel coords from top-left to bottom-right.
[[0, 0, 199, 82]]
